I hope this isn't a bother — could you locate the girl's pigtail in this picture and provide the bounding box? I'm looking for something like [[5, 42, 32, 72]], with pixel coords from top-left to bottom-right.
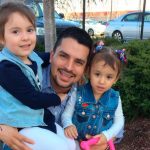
[[95, 40, 104, 52], [115, 49, 127, 64]]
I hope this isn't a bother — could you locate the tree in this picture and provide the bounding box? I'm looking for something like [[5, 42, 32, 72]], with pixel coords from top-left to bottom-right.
[[43, 0, 56, 52]]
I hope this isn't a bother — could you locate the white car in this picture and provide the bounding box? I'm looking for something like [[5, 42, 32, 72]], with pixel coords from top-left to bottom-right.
[[76, 19, 106, 36], [104, 11, 150, 41], [84, 19, 106, 36]]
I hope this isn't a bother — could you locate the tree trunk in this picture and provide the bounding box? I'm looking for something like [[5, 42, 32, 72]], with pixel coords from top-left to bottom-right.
[[43, 0, 56, 52]]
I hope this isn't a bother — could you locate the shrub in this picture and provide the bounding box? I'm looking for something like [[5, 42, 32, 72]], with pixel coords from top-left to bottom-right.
[[114, 39, 150, 120]]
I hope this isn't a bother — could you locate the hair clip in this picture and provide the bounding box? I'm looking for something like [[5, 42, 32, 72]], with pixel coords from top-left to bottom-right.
[[115, 49, 127, 63], [95, 40, 104, 52]]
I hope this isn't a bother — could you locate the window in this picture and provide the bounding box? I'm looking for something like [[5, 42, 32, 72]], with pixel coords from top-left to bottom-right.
[[123, 14, 139, 22], [144, 14, 150, 22]]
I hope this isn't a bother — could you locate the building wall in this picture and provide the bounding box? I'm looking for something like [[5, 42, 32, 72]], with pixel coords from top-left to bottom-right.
[[56, 0, 150, 21]]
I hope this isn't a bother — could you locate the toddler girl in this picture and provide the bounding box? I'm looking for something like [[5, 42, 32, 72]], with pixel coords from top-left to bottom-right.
[[62, 45, 126, 149]]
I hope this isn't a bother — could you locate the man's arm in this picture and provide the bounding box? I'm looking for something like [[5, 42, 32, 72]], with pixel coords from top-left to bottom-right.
[[0, 125, 34, 150]]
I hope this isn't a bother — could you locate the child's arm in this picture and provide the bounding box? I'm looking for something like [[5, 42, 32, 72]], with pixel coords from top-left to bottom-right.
[[102, 97, 124, 141], [61, 88, 77, 128], [0, 61, 61, 109], [35, 52, 50, 67]]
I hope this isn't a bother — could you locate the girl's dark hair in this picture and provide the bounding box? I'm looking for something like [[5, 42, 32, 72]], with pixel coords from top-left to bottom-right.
[[90, 47, 122, 78], [0, 2, 36, 42]]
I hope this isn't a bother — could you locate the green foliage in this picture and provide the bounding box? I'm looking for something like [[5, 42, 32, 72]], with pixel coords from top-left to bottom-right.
[[92, 37, 122, 47], [113, 39, 150, 120]]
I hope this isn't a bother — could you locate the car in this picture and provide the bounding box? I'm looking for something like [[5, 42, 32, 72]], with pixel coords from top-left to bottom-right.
[[27, 2, 80, 43], [74, 19, 106, 36], [104, 11, 150, 41], [84, 19, 106, 36]]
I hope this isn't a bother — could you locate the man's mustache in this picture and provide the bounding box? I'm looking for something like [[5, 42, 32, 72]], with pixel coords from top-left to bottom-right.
[[58, 68, 76, 77]]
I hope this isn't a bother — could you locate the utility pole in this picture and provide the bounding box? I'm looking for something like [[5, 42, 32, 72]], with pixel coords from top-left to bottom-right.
[[140, 0, 146, 40], [82, 0, 86, 30]]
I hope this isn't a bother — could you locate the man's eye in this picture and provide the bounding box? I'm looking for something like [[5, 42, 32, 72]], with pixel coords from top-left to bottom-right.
[[95, 73, 100, 76], [76, 61, 84, 66], [60, 54, 67, 58]]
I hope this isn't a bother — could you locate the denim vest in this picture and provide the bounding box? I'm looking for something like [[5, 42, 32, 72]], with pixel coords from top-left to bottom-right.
[[72, 82, 119, 140], [0, 48, 46, 127]]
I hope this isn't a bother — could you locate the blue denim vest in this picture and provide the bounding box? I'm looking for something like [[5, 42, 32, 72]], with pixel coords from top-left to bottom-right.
[[72, 82, 119, 140], [0, 48, 46, 127]]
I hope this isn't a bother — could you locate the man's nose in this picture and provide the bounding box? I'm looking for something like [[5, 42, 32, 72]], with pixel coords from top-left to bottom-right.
[[66, 59, 74, 71]]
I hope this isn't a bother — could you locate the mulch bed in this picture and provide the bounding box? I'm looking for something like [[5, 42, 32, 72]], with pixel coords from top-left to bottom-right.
[[115, 118, 150, 150]]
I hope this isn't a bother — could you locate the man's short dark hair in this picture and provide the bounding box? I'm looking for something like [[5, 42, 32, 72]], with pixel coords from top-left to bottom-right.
[[53, 27, 93, 66]]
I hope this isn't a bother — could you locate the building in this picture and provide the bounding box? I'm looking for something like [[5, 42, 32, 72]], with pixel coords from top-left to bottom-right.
[[55, 0, 150, 21]]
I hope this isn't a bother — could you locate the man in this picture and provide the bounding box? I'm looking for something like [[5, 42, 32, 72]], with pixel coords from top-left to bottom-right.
[[0, 27, 109, 150]]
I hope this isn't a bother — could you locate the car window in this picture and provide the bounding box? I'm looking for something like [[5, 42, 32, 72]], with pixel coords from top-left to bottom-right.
[[30, 4, 39, 17], [144, 14, 150, 22], [28, 3, 43, 18], [39, 2, 61, 19], [123, 14, 139, 22], [54, 11, 61, 19]]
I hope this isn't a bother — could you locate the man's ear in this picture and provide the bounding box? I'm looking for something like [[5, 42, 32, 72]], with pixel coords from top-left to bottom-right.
[[50, 50, 54, 63]]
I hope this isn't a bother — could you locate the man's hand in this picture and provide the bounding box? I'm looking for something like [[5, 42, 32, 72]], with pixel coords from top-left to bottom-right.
[[0, 125, 34, 150]]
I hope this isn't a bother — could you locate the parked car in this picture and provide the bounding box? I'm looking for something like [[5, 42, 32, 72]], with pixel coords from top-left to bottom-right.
[[84, 19, 106, 36], [104, 11, 150, 41], [27, 2, 80, 43], [74, 19, 106, 36]]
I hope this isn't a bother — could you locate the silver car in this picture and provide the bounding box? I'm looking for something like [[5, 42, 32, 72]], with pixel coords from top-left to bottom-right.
[[104, 11, 150, 41]]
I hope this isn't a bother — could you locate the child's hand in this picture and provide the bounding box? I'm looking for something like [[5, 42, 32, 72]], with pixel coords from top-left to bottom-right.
[[86, 133, 108, 150], [94, 133, 107, 145], [64, 125, 78, 139]]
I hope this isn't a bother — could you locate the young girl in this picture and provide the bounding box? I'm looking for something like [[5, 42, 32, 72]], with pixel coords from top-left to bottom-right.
[[0, 2, 75, 150], [61, 46, 126, 148]]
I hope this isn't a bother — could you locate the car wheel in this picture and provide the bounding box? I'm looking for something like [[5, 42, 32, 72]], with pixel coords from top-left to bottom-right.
[[112, 31, 123, 41], [88, 28, 94, 36]]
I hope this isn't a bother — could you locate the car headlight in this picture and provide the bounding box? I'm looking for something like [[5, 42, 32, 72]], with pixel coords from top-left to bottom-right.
[[36, 27, 45, 35]]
